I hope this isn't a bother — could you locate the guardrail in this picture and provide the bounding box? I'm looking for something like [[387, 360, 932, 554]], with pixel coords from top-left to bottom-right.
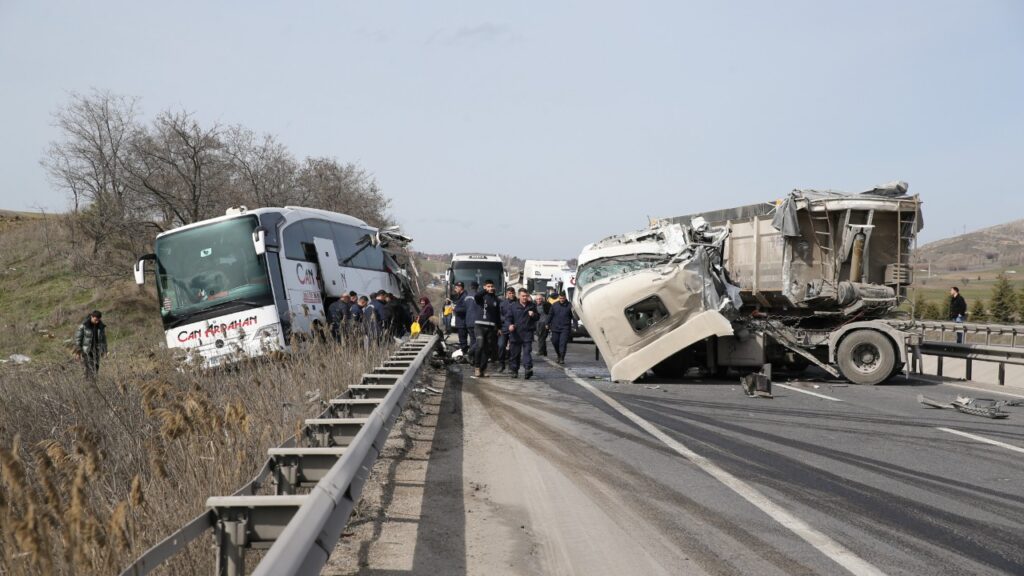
[[909, 320, 1024, 385], [913, 320, 1024, 347], [120, 334, 439, 576]]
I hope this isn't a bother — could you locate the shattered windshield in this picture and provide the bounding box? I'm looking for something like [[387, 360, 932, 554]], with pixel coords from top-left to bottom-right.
[[155, 216, 273, 327], [576, 255, 668, 288]]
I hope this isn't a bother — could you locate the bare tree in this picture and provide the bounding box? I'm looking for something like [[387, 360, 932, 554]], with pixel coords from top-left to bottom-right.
[[294, 157, 393, 228], [127, 110, 230, 226], [223, 126, 298, 208], [42, 90, 148, 258]]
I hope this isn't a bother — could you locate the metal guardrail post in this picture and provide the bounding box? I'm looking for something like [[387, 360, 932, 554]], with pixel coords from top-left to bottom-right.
[[965, 358, 972, 381], [937, 355, 943, 377], [999, 362, 1005, 385], [216, 513, 247, 576]]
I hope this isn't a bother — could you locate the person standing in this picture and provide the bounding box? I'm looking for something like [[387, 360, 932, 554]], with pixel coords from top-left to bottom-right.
[[949, 287, 967, 344], [472, 279, 502, 377], [349, 294, 364, 326], [497, 287, 516, 372], [548, 292, 576, 364], [507, 289, 539, 379], [417, 296, 436, 334], [327, 294, 352, 342], [371, 291, 389, 337], [533, 293, 552, 356], [452, 282, 469, 351], [74, 310, 107, 379], [464, 281, 481, 357], [359, 296, 381, 347]]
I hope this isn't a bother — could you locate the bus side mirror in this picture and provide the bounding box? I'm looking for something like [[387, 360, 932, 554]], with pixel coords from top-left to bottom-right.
[[252, 227, 267, 256], [134, 254, 156, 286]]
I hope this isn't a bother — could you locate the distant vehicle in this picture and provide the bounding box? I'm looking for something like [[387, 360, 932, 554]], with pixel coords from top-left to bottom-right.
[[446, 253, 507, 295], [134, 206, 414, 367], [575, 182, 923, 384], [519, 260, 571, 295]]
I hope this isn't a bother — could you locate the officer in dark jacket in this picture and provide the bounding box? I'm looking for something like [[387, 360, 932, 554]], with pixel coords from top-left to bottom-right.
[[506, 289, 539, 379], [452, 282, 469, 351], [464, 282, 481, 357], [949, 286, 967, 343], [497, 287, 516, 372], [533, 293, 552, 356], [327, 294, 352, 342], [472, 279, 502, 377], [371, 291, 388, 337], [548, 292, 576, 364], [74, 310, 107, 379]]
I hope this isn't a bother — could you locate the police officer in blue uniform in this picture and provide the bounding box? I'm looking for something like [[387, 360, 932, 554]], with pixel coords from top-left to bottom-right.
[[451, 281, 469, 351], [507, 288, 539, 379], [464, 281, 481, 358], [497, 287, 516, 372], [472, 279, 502, 377], [548, 291, 577, 364]]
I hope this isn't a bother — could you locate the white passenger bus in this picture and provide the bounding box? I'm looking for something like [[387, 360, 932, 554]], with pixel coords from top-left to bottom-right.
[[134, 206, 414, 367], [446, 253, 507, 294]]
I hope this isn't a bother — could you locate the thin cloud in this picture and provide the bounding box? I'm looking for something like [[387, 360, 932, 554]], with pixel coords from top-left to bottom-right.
[[426, 22, 517, 46]]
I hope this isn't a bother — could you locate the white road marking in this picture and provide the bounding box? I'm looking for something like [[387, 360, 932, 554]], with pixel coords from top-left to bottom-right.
[[936, 427, 1024, 454], [543, 358, 886, 576], [941, 382, 1024, 400], [774, 383, 844, 402]]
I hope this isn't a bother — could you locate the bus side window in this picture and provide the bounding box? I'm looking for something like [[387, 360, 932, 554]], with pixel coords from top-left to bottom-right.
[[283, 222, 308, 261], [331, 223, 361, 264]]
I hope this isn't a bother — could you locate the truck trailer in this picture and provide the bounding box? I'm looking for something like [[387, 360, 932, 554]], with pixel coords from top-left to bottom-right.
[[574, 182, 922, 385]]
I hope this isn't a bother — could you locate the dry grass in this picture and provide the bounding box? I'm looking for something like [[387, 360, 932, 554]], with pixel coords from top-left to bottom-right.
[[0, 335, 392, 574]]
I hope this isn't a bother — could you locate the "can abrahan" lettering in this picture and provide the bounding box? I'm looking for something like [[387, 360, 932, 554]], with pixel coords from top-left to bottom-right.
[[177, 315, 259, 343]]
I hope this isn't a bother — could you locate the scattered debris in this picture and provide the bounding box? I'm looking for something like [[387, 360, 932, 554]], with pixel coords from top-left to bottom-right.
[[918, 394, 1021, 419], [741, 373, 773, 398], [644, 385, 661, 390], [413, 387, 442, 395], [7, 354, 31, 365]]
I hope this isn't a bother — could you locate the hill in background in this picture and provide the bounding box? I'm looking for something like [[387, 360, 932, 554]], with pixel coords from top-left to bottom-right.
[[0, 211, 162, 363], [916, 219, 1024, 272]]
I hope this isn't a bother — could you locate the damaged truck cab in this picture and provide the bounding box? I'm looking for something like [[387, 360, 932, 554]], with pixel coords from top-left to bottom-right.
[[575, 182, 922, 385]]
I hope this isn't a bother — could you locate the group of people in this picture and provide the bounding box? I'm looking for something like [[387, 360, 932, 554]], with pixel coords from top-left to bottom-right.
[[327, 290, 436, 345], [448, 280, 577, 378]]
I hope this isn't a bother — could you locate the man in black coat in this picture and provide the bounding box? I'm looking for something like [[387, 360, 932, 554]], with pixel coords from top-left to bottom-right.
[[507, 289, 539, 379], [472, 279, 502, 377], [74, 310, 108, 379], [452, 282, 469, 351], [533, 293, 552, 356], [497, 287, 516, 372], [548, 292, 577, 364], [949, 286, 967, 344]]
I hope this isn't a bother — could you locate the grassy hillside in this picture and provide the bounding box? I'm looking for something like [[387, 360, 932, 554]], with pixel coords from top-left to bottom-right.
[[0, 211, 163, 362], [916, 219, 1024, 272]]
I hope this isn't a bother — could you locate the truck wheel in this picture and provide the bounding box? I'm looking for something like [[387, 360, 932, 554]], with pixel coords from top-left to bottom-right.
[[837, 330, 895, 385]]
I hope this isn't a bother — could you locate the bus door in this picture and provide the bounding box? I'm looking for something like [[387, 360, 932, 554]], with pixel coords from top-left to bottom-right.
[[312, 237, 347, 298]]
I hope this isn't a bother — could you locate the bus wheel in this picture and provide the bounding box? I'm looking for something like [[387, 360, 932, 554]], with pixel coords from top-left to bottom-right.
[[837, 330, 895, 386]]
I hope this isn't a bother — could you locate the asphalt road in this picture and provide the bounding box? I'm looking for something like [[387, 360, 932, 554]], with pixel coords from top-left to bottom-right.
[[458, 340, 1024, 576]]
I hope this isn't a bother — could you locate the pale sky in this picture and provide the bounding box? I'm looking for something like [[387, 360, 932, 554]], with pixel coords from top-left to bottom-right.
[[1, 1, 1022, 259]]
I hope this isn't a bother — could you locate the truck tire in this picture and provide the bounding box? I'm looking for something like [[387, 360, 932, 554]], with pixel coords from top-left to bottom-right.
[[837, 330, 896, 385]]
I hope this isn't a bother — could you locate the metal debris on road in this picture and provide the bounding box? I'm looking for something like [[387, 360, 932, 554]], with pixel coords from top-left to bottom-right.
[[918, 394, 1020, 419]]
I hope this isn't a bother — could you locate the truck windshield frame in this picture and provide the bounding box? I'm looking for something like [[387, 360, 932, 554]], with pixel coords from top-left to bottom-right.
[[576, 254, 668, 288], [452, 262, 504, 293], [155, 215, 273, 328]]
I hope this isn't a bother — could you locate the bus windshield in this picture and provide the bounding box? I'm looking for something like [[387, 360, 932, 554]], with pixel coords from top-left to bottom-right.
[[155, 216, 273, 327], [452, 262, 504, 293]]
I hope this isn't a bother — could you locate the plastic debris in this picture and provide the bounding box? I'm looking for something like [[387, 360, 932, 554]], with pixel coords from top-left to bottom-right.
[[8, 354, 30, 365]]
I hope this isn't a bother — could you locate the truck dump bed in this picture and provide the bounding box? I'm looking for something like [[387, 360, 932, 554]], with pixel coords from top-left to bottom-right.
[[574, 181, 922, 382], [668, 182, 922, 317]]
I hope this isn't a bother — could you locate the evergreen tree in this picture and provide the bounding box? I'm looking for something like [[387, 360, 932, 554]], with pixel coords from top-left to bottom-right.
[[969, 298, 987, 322], [989, 273, 1017, 323]]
